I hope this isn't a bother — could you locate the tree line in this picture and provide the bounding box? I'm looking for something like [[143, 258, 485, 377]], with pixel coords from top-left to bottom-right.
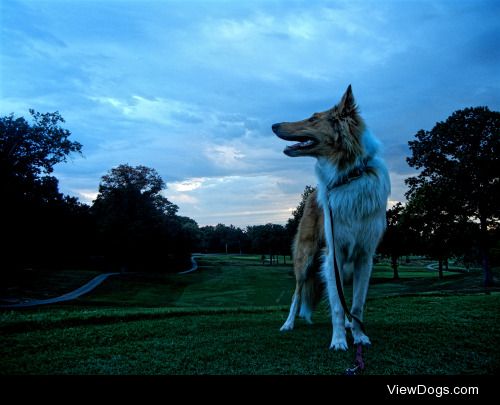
[[1, 107, 498, 283], [378, 107, 499, 286], [0, 110, 295, 272]]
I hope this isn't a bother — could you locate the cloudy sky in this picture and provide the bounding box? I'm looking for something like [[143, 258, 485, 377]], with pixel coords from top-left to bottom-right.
[[1, 0, 499, 227]]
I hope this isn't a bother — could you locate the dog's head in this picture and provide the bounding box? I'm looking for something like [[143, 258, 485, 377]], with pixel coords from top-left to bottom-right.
[[272, 85, 366, 165]]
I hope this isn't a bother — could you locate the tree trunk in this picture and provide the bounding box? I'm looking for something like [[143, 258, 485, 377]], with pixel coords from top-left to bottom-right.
[[480, 215, 494, 287], [391, 254, 399, 280], [438, 258, 443, 279]]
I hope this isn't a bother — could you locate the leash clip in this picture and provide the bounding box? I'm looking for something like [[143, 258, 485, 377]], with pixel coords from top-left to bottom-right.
[[345, 364, 361, 375], [344, 344, 366, 375]]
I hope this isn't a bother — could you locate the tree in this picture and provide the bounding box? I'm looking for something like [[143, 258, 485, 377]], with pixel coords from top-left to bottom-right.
[[378, 203, 407, 279], [406, 106, 500, 286], [0, 110, 82, 180], [0, 111, 82, 211], [246, 223, 289, 264], [96, 164, 178, 217], [176, 216, 202, 253], [0, 110, 83, 269], [403, 183, 467, 279], [199, 224, 247, 253], [286, 185, 316, 240], [91, 164, 187, 271]]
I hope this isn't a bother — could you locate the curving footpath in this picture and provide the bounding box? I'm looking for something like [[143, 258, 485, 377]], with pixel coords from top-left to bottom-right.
[[0, 272, 120, 309], [177, 255, 199, 275], [1, 255, 202, 309]]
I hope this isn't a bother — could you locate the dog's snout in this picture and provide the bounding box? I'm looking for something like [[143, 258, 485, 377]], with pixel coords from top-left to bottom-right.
[[272, 123, 280, 133]]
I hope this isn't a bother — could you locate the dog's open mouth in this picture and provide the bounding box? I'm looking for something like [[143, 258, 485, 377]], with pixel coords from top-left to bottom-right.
[[272, 124, 318, 154], [283, 136, 318, 152]]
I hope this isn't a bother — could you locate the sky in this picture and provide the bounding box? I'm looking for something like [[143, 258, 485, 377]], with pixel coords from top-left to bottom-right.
[[1, 0, 499, 227]]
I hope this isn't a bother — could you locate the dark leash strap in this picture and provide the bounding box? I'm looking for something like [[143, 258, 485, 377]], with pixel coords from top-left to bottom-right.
[[328, 204, 367, 375], [328, 205, 366, 334], [326, 162, 371, 374]]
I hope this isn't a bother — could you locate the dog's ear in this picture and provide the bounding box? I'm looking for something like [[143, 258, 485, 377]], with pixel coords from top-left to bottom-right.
[[338, 84, 356, 116]]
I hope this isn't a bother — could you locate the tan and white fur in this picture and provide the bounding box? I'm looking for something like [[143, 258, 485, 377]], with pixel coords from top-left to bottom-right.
[[272, 85, 390, 350]]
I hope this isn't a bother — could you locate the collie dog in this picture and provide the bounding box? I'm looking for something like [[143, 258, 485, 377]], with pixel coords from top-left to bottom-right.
[[272, 85, 390, 350]]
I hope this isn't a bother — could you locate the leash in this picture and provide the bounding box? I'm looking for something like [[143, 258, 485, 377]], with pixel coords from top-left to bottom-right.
[[328, 205, 367, 375], [326, 163, 369, 375], [328, 205, 366, 334]]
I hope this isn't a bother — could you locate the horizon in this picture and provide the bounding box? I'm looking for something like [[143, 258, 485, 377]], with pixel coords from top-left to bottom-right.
[[1, 0, 499, 227]]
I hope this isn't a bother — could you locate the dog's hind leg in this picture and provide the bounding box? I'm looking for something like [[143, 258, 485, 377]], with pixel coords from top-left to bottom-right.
[[350, 255, 373, 346], [280, 281, 303, 332], [281, 246, 317, 331], [298, 277, 314, 324], [299, 257, 323, 324]]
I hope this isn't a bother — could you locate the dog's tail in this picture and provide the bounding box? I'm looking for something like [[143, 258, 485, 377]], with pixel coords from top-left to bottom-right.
[[299, 255, 324, 321]]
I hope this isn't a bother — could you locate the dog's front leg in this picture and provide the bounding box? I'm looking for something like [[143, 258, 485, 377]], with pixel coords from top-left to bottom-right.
[[323, 252, 348, 350], [351, 256, 372, 346]]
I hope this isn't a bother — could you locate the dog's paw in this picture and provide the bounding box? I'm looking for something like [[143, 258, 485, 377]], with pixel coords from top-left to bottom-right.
[[280, 323, 294, 332], [329, 335, 348, 351], [353, 333, 371, 346]]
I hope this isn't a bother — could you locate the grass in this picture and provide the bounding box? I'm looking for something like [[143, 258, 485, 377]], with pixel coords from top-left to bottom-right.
[[1, 255, 499, 375], [0, 268, 102, 302], [71, 255, 296, 307]]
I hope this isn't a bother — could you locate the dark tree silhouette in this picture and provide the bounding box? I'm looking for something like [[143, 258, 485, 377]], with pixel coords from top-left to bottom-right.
[[286, 185, 316, 242], [199, 224, 248, 254], [246, 223, 289, 264], [378, 203, 408, 279], [0, 110, 83, 269], [403, 183, 468, 279], [0, 110, 82, 179], [96, 164, 178, 217], [91, 164, 191, 272], [406, 106, 500, 286]]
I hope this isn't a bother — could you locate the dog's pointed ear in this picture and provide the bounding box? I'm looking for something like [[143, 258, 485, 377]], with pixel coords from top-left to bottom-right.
[[338, 84, 356, 115]]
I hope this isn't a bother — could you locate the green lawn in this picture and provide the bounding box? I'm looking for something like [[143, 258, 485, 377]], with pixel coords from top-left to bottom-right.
[[0, 268, 102, 301], [1, 255, 499, 375]]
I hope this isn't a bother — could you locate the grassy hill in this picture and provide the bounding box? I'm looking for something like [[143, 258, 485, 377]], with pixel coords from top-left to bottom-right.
[[1, 255, 499, 375]]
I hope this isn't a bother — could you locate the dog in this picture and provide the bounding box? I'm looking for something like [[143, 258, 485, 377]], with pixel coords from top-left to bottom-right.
[[272, 85, 390, 350]]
